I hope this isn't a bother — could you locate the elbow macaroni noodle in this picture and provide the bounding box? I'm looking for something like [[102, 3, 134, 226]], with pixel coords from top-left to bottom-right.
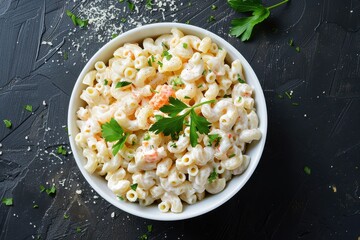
[[75, 28, 262, 213]]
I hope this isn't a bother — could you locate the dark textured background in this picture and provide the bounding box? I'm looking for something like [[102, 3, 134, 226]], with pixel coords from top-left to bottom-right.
[[1, 0, 360, 239]]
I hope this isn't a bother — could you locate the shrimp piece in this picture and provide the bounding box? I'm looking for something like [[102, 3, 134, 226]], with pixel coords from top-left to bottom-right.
[[149, 85, 175, 110], [144, 149, 159, 163]]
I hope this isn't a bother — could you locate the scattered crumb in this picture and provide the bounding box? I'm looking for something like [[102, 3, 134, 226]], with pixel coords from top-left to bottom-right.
[[111, 212, 115, 218], [332, 185, 337, 193], [76, 190, 82, 194], [304, 114, 307, 117], [42, 100, 47, 106]]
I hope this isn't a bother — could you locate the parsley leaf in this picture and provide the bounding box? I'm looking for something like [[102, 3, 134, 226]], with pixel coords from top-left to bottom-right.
[[2, 198, 13, 206], [147, 225, 153, 232], [229, 153, 236, 158], [208, 169, 218, 183], [228, 0, 289, 41], [101, 118, 128, 155], [64, 214, 70, 219], [104, 79, 108, 85], [304, 166, 311, 175], [130, 183, 138, 191], [208, 134, 221, 147], [190, 110, 212, 147], [39, 185, 46, 192], [24, 105, 33, 112], [160, 97, 188, 117], [116, 81, 132, 88], [183, 43, 188, 49], [149, 98, 214, 146], [66, 10, 88, 28], [33, 204, 39, 209], [112, 33, 118, 39], [3, 119, 12, 128], [237, 74, 246, 83], [127, 0, 135, 11], [57, 146, 67, 156]]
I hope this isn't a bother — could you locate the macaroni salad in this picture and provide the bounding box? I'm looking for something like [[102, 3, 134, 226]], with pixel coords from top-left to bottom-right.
[[75, 28, 261, 213]]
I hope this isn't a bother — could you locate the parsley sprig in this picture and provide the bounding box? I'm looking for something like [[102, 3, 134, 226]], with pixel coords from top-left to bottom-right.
[[101, 118, 128, 155], [228, 0, 289, 41], [149, 97, 214, 147]]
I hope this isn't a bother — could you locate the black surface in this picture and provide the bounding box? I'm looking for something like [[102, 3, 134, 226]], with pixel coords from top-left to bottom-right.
[[1, 0, 360, 239]]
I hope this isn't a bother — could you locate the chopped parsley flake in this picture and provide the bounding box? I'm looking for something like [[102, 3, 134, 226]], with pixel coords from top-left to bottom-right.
[[57, 146, 67, 156], [64, 214, 70, 219], [162, 51, 172, 61], [157, 61, 163, 67], [117, 195, 124, 201], [111, 33, 118, 39], [130, 183, 138, 191], [76, 227, 81, 233], [208, 134, 221, 147], [211, 5, 217, 10], [183, 43, 188, 49], [116, 81, 132, 88], [46, 185, 56, 196], [237, 74, 246, 83], [304, 166, 311, 175], [288, 38, 294, 46], [238, 96, 242, 102], [292, 102, 299, 106], [151, 55, 155, 63], [104, 79, 108, 85], [185, 20, 190, 24], [208, 169, 218, 183], [2, 198, 13, 206], [147, 58, 152, 66], [140, 234, 148, 240], [170, 142, 177, 148], [3, 119, 12, 128], [66, 10, 88, 28], [197, 84, 203, 88], [144, 132, 151, 141], [208, 15, 216, 22], [202, 69, 207, 75], [39, 185, 46, 192], [223, 94, 232, 98], [295, 46, 300, 53], [146, 0, 152, 9], [172, 77, 183, 86], [121, 17, 127, 23], [127, 0, 135, 11], [184, 96, 191, 99], [33, 204, 39, 209], [147, 225, 153, 232], [229, 153, 236, 158]]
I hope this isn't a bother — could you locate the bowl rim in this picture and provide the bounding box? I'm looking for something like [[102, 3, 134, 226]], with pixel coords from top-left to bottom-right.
[[68, 22, 268, 221]]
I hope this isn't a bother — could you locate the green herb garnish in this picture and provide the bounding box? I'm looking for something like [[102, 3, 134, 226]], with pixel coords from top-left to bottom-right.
[[229, 153, 236, 158], [146, 0, 152, 9], [184, 96, 191, 99], [40, 185, 46, 193], [228, 0, 289, 41], [64, 214, 70, 219], [144, 132, 151, 141], [162, 51, 173, 61], [285, 91, 292, 99], [112, 33, 118, 39], [154, 115, 164, 121], [76, 227, 81, 233], [130, 183, 138, 191], [3, 119, 12, 128], [33, 204, 39, 209], [101, 118, 128, 155], [116, 81, 132, 88], [66, 10, 88, 28], [2, 198, 13, 206], [288, 38, 294, 46], [304, 166, 311, 175], [46, 185, 56, 196], [161, 42, 169, 50], [149, 97, 214, 147], [237, 74, 245, 83], [170, 142, 177, 148], [183, 43, 188, 49], [117, 195, 124, 201], [127, 0, 135, 11], [295, 46, 300, 53], [157, 61, 163, 67], [147, 225, 153, 232], [104, 79, 108, 85], [121, 17, 127, 23], [208, 169, 218, 183], [57, 146, 67, 156], [208, 15, 216, 22], [208, 134, 221, 147], [211, 5, 217, 10]]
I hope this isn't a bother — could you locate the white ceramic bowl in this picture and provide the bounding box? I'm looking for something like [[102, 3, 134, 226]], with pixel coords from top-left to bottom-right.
[[68, 22, 267, 221]]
